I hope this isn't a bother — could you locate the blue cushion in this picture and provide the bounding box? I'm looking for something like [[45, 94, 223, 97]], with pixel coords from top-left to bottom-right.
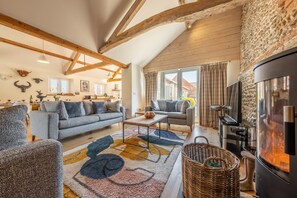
[[151, 100, 160, 111], [63, 101, 84, 118], [93, 101, 106, 114], [166, 101, 177, 112]]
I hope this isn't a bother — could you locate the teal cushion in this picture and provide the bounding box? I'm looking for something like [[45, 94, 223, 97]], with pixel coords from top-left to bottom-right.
[[63, 101, 84, 118], [93, 101, 106, 114]]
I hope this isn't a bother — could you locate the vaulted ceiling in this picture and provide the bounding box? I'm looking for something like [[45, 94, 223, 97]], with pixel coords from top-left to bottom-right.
[[0, 0, 247, 79]]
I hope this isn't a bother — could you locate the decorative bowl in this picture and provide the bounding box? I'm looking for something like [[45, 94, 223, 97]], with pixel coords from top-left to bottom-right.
[[144, 111, 155, 119]]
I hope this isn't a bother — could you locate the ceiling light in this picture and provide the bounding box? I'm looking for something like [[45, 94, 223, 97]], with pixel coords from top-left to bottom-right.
[[37, 40, 50, 64], [37, 54, 50, 64]]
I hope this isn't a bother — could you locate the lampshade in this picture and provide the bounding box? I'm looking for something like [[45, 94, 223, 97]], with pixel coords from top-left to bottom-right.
[[37, 54, 50, 64]]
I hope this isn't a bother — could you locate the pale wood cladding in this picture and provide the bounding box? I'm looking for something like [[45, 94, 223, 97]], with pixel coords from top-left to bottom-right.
[[144, 8, 242, 73]]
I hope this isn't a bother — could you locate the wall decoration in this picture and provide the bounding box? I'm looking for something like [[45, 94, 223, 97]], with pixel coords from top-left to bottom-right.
[[0, 73, 13, 80], [16, 70, 31, 77], [32, 78, 43, 84], [14, 81, 32, 92], [80, 80, 90, 92], [36, 90, 46, 102]]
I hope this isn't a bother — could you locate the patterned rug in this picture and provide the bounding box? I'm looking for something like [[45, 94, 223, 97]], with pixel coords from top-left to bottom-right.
[[63, 126, 186, 198]]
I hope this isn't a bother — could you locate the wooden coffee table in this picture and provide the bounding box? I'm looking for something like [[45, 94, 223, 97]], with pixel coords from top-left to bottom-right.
[[122, 114, 168, 149]]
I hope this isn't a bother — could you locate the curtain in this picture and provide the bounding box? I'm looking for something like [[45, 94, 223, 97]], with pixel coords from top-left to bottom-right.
[[144, 72, 158, 106], [199, 62, 227, 128]]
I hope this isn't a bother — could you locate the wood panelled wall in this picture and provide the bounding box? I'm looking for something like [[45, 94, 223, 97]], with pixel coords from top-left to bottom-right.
[[143, 7, 242, 73]]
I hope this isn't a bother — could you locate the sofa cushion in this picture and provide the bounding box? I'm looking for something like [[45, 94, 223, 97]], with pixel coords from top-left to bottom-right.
[[181, 100, 191, 113], [157, 100, 170, 111], [83, 101, 95, 115], [175, 100, 183, 112], [63, 101, 85, 118], [168, 112, 187, 119], [105, 101, 120, 112], [97, 112, 123, 121], [93, 101, 106, 114], [153, 111, 168, 115], [166, 101, 177, 112], [151, 100, 160, 111], [59, 115, 99, 129], [41, 101, 69, 120]]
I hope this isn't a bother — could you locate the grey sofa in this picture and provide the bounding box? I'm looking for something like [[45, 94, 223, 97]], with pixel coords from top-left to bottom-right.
[[0, 105, 63, 198], [30, 101, 125, 140], [145, 100, 195, 131]]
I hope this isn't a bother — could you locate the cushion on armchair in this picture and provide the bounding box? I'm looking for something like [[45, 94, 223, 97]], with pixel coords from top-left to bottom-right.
[[151, 100, 160, 111], [166, 101, 177, 112]]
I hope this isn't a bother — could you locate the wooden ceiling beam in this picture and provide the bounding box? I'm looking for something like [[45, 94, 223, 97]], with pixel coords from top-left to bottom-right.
[[99, 0, 233, 53], [65, 62, 110, 75], [97, 68, 117, 73], [65, 52, 81, 74], [0, 12, 128, 68], [110, 68, 122, 80], [108, 0, 146, 41], [107, 78, 122, 82]]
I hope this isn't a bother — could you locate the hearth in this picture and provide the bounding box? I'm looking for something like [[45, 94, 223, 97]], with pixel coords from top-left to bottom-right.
[[254, 47, 297, 198]]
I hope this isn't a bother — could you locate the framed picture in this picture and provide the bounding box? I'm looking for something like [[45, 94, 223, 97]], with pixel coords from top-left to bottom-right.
[[80, 80, 90, 92]]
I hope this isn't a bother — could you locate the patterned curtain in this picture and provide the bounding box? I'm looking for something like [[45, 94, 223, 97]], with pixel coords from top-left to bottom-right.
[[144, 72, 158, 106], [199, 62, 227, 128]]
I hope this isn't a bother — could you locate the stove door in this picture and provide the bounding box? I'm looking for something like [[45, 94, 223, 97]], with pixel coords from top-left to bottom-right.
[[257, 76, 290, 180]]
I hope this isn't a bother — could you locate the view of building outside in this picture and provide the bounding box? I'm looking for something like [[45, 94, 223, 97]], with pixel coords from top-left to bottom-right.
[[164, 73, 178, 100]]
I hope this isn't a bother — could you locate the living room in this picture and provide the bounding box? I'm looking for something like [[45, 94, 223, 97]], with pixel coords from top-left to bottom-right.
[[1, 0, 297, 198]]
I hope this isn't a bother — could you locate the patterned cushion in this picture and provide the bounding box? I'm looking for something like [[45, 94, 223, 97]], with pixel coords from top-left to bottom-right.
[[93, 101, 106, 114], [105, 101, 120, 113], [63, 102, 85, 118], [175, 100, 184, 112], [181, 100, 191, 113], [84, 101, 95, 115], [151, 100, 160, 111], [166, 101, 177, 112]]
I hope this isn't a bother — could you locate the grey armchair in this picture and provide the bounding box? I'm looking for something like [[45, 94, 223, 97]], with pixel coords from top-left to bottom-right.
[[0, 105, 63, 198], [145, 100, 195, 131]]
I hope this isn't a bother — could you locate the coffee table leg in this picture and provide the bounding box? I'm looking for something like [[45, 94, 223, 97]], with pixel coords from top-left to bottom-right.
[[167, 117, 169, 131], [147, 126, 150, 149], [159, 121, 161, 138], [138, 125, 140, 134], [122, 123, 125, 143]]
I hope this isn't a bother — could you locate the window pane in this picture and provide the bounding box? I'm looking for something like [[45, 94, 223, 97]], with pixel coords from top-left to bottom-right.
[[182, 70, 197, 106], [164, 73, 178, 100], [61, 80, 69, 93], [94, 84, 106, 95], [50, 79, 58, 93]]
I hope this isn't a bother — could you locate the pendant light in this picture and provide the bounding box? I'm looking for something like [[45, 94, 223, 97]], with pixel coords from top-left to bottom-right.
[[37, 40, 50, 64]]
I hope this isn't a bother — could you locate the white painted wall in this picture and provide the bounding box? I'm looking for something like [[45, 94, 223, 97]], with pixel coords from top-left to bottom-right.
[[121, 64, 144, 118], [227, 60, 240, 86]]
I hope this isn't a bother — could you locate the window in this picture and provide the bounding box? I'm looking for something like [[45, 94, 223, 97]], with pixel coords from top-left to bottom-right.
[[49, 78, 70, 93], [94, 83, 106, 95]]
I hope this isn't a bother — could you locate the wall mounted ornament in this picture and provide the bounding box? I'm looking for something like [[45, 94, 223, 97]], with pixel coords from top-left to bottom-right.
[[32, 78, 43, 84], [36, 90, 46, 102], [14, 81, 31, 92], [0, 73, 13, 80], [80, 80, 90, 92], [16, 70, 31, 77]]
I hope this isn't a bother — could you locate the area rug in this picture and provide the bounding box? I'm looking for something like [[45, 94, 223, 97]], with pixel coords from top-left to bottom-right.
[[63, 126, 186, 198]]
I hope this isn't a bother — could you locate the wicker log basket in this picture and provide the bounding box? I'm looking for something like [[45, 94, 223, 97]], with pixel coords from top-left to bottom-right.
[[182, 136, 240, 198]]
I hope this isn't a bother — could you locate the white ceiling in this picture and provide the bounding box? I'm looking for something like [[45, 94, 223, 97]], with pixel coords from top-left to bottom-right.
[[0, 0, 194, 77]]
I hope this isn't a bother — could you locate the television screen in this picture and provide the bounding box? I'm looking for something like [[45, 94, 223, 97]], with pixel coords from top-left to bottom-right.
[[225, 81, 242, 124]]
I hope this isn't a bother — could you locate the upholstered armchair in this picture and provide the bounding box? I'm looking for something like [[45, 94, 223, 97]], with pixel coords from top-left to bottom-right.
[[0, 105, 63, 198]]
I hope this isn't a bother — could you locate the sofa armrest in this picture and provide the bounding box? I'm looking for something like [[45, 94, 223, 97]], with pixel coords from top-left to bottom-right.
[[186, 106, 195, 127], [0, 140, 63, 198], [145, 106, 152, 112], [30, 111, 59, 140], [120, 106, 126, 120]]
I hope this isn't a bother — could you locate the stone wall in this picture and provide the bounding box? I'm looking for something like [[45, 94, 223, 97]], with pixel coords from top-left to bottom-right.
[[240, 0, 297, 122]]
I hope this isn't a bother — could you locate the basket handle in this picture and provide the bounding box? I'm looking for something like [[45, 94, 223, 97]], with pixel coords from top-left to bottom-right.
[[203, 157, 228, 170], [194, 136, 209, 144]]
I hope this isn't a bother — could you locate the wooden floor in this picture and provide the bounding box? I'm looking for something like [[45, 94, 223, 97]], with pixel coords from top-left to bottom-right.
[[27, 123, 255, 198]]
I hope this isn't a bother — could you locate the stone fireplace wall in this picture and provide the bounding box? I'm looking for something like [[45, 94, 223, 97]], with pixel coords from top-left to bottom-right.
[[240, 0, 297, 122]]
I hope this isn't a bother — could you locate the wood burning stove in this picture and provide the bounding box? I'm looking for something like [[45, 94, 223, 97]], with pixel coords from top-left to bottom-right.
[[254, 47, 297, 198]]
